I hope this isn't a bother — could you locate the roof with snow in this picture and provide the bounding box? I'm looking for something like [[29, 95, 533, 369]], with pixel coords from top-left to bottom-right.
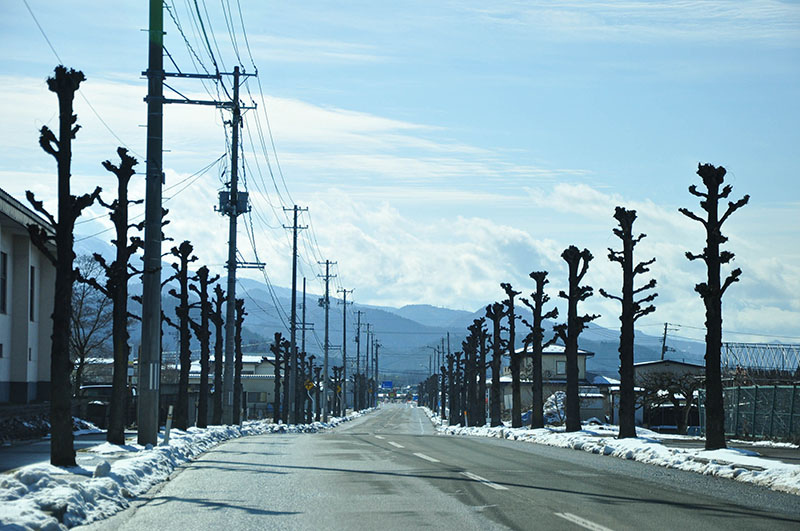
[[515, 344, 594, 357]]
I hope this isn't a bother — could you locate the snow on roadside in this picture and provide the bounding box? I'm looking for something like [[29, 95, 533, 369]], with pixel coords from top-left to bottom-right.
[[0, 411, 369, 530], [420, 407, 800, 496]]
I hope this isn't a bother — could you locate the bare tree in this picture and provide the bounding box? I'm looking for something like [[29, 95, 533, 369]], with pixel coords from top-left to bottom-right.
[[554, 246, 599, 432], [679, 163, 749, 450], [188, 266, 218, 428], [70, 256, 112, 396], [486, 302, 506, 427], [27, 66, 101, 466], [637, 371, 704, 435], [167, 241, 197, 430], [233, 298, 246, 424], [501, 283, 523, 427], [210, 284, 225, 424], [270, 332, 287, 422], [520, 271, 558, 429], [80, 148, 142, 445], [599, 207, 657, 439]]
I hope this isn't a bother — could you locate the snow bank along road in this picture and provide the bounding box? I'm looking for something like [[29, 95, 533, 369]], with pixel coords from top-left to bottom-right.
[[79, 404, 800, 531]]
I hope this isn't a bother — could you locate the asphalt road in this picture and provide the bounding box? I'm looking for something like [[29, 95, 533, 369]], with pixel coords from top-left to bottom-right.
[[79, 404, 800, 530]]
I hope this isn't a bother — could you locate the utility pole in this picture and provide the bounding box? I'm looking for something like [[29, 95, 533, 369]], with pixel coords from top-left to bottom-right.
[[660, 322, 678, 360], [337, 288, 353, 412], [284, 205, 308, 424], [374, 340, 380, 406], [139, 0, 165, 446], [355, 310, 363, 410], [301, 278, 307, 360], [319, 260, 336, 421], [365, 324, 372, 407]]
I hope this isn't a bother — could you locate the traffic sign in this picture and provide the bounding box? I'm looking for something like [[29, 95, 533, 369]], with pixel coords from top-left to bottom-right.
[[381, 381, 393, 389], [305, 381, 314, 390]]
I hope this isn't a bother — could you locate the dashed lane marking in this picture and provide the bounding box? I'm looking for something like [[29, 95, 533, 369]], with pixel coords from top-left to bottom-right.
[[413, 453, 440, 463], [459, 471, 508, 490], [388, 441, 404, 448], [554, 512, 614, 531], [374, 435, 385, 440]]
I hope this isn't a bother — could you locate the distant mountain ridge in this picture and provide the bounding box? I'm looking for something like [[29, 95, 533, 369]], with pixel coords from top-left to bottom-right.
[[75, 233, 706, 386]]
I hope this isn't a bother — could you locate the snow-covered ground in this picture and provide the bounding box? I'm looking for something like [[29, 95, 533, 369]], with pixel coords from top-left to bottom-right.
[[423, 407, 800, 496], [0, 410, 370, 530]]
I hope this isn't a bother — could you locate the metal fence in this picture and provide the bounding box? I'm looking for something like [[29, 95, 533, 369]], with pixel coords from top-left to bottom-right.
[[710, 385, 800, 440]]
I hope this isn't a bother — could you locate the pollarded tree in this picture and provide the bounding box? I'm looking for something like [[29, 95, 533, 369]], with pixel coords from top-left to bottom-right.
[[486, 302, 506, 427], [521, 271, 558, 429], [501, 283, 523, 427], [679, 163, 749, 450], [82, 148, 142, 445], [233, 298, 246, 424], [554, 246, 599, 432], [167, 241, 198, 430], [188, 266, 219, 428], [599, 207, 658, 439], [26, 65, 101, 466], [210, 284, 225, 424]]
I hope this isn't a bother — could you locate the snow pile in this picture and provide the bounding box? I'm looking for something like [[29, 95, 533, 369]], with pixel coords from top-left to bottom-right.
[[421, 407, 800, 496], [0, 411, 366, 530]]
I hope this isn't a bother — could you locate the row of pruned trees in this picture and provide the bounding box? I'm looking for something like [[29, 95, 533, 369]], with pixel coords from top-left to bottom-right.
[[419, 164, 747, 450], [25, 65, 257, 465]]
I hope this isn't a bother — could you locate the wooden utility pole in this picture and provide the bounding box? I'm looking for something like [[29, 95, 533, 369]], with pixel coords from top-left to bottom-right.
[[138, 0, 165, 446], [284, 205, 307, 424], [337, 288, 353, 411], [355, 310, 363, 409], [318, 260, 336, 421]]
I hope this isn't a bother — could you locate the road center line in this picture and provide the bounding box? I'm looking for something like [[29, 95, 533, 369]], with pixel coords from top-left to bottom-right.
[[459, 471, 508, 490], [554, 512, 614, 531], [388, 441, 404, 448], [413, 452, 440, 463], [374, 435, 385, 440]]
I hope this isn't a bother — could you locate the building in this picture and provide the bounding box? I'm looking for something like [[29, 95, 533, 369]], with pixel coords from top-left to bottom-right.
[[633, 359, 705, 431], [495, 344, 616, 421], [188, 354, 276, 421], [0, 188, 55, 403]]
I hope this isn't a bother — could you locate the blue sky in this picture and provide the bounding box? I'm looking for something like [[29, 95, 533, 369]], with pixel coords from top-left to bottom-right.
[[1, 1, 798, 344]]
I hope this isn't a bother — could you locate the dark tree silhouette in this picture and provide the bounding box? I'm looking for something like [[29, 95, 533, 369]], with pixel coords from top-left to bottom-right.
[[167, 241, 197, 430], [439, 362, 447, 421], [26, 65, 101, 466], [521, 271, 558, 429], [599, 207, 657, 439], [554, 246, 599, 432], [473, 318, 488, 426], [270, 332, 288, 422], [210, 284, 225, 424], [306, 354, 315, 423], [486, 302, 506, 427], [314, 365, 322, 421], [188, 266, 218, 428], [233, 298, 246, 424], [80, 148, 142, 444], [446, 352, 455, 424], [462, 327, 478, 426], [501, 283, 522, 427], [679, 163, 749, 450]]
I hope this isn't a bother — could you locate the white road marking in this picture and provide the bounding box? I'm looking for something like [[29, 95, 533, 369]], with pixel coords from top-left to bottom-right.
[[554, 512, 614, 531], [413, 452, 440, 463], [459, 471, 508, 490], [388, 441, 404, 448], [374, 435, 385, 440]]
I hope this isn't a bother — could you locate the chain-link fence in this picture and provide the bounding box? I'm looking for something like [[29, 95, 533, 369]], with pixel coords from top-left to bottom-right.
[[700, 385, 800, 440]]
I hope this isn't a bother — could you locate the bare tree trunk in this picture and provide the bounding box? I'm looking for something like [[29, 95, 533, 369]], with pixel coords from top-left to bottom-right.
[[211, 285, 224, 425], [680, 163, 748, 450], [27, 66, 101, 467], [486, 303, 505, 427], [555, 246, 599, 433]]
